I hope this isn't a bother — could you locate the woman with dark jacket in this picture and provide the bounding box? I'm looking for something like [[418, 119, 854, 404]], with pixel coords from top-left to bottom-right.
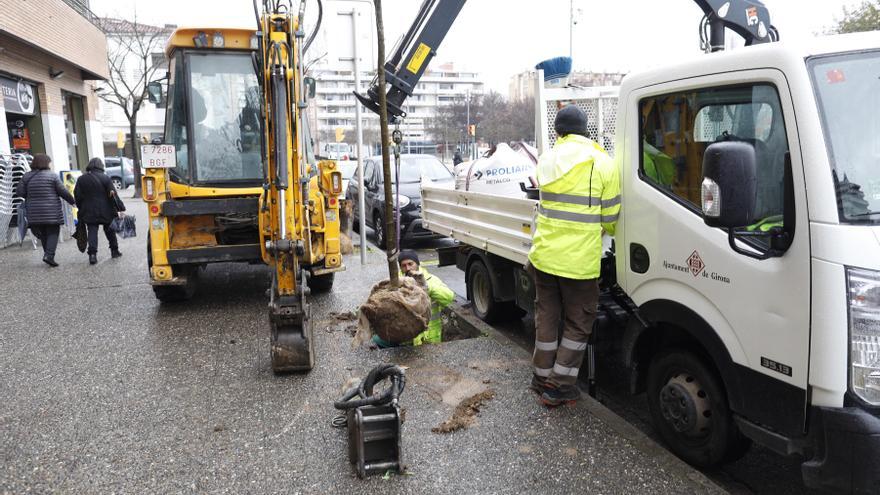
[[74, 157, 125, 265], [16, 154, 75, 267]]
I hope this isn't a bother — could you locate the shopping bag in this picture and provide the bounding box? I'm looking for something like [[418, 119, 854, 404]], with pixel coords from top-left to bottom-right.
[[111, 215, 137, 239]]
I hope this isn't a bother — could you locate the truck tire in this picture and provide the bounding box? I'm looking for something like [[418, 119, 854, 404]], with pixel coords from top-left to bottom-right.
[[646, 349, 751, 467], [147, 237, 197, 303], [308, 272, 334, 293], [467, 259, 505, 323]]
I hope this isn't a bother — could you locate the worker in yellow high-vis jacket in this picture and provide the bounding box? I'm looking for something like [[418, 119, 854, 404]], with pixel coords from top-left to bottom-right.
[[372, 250, 455, 348], [528, 105, 621, 407]]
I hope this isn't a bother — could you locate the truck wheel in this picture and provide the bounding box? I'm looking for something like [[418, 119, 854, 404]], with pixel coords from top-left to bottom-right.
[[646, 349, 751, 467], [307, 272, 334, 293], [468, 259, 505, 323], [374, 212, 388, 249]]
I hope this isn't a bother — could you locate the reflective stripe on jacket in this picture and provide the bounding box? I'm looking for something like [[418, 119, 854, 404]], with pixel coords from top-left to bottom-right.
[[411, 267, 454, 346], [528, 134, 620, 280]]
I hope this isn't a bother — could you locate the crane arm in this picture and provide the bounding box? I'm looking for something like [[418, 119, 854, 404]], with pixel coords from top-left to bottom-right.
[[355, 0, 467, 122], [694, 0, 779, 52]]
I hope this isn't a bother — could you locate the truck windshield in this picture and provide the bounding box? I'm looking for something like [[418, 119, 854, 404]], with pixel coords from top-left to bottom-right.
[[811, 51, 880, 223], [188, 52, 262, 183]]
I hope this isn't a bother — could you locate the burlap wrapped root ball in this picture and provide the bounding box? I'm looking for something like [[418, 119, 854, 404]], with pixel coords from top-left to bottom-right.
[[356, 277, 432, 345]]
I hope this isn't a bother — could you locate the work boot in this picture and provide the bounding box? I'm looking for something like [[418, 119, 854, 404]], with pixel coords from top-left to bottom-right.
[[89, 254, 97, 265], [540, 384, 581, 407], [42, 255, 58, 267], [111, 249, 122, 259], [528, 375, 551, 395]]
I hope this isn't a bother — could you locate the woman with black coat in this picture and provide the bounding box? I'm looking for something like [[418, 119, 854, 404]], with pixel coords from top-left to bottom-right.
[[74, 157, 126, 265], [16, 154, 76, 267]]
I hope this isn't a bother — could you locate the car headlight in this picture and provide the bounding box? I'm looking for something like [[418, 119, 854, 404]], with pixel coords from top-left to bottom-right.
[[396, 196, 411, 208], [847, 266, 880, 405]]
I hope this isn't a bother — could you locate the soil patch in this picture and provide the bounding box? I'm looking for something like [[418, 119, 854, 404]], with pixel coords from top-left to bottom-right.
[[432, 389, 496, 434]]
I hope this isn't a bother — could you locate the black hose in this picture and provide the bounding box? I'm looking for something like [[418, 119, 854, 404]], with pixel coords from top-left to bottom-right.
[[253, 0, 261, 30], [303, 0, 323, 56], [333, 364, 406, 410]]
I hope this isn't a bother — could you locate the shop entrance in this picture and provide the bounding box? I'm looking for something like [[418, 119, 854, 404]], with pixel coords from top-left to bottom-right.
[[62, 91, 88, 170]]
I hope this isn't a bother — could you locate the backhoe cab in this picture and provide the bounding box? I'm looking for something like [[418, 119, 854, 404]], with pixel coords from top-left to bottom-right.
[[143, 11, 344, 372]]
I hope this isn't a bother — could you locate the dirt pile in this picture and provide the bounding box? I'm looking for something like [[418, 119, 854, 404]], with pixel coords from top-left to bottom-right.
[[432, 389, 496, 434], [356, 278, 431, 345]]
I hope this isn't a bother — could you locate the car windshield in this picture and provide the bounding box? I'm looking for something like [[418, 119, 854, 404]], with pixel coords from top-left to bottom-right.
[[395, 156, 453, 183], [810, 50, 880, 223], [188, 52, 262, 183]]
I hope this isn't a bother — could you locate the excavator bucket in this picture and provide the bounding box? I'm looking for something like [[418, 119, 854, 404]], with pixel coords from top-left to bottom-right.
[[270, 297, 315, 372]]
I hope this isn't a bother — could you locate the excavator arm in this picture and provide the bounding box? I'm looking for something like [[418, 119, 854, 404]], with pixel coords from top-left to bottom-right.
[[256, 0, 344, 372], [695, 0, 779, 52]]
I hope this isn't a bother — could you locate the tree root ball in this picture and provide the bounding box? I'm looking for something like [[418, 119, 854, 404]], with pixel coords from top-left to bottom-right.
[[359, 277, 431, 344]]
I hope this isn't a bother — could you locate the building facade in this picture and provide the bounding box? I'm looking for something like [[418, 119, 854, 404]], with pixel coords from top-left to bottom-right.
[[306, 0, 483, 156], [0, 0, 109, 170]]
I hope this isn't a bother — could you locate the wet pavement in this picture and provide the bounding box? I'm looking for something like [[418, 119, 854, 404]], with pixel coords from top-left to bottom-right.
[[0, 197, 725, 494]]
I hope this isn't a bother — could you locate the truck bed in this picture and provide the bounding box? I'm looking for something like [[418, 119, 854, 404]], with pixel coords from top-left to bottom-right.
[[421, 185, 537, 266]]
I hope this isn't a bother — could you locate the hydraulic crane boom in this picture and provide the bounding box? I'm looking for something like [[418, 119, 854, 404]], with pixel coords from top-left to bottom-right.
[[354, 0, 466, 122], [355, 0, 779, 119]]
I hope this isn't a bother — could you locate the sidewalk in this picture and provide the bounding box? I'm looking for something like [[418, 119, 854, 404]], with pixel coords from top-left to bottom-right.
[[0, 198, 725, 494]]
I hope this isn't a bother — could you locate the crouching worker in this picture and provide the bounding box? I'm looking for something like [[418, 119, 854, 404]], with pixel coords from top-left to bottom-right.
[[373, 250, 455, 348]]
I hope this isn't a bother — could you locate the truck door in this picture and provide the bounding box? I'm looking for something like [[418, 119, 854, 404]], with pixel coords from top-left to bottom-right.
[[623, 70, 810, 436]]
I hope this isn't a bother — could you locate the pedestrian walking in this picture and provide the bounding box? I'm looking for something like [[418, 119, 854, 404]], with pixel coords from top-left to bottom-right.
[[74, 158, 125, 265], [452, 147, 463, 166], [15, 154, 76, 267], [527, 105, 621, 407]]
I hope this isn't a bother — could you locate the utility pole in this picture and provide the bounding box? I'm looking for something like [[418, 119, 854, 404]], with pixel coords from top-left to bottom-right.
[[465, 88, 471, 160], [349, 8, 368, 265]]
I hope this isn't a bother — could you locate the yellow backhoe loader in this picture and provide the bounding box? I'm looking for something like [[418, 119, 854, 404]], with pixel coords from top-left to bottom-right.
[[143, 0, 343, 372]]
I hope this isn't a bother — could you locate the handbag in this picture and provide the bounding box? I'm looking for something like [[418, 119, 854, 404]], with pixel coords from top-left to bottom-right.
[[74, 220, 87, 252], [111, 214, 137, 239]]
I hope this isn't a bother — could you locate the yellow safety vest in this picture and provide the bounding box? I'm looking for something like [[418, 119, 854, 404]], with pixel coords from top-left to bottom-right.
[[528, 134, 620, 280], [410, 268, 454, 346], [643, 142, 676, 186]]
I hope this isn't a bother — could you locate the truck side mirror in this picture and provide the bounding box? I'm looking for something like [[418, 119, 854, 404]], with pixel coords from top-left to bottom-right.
[[303, 77, 317, 100], [147, 81, 163, 105], [701, 141, 756, 228]]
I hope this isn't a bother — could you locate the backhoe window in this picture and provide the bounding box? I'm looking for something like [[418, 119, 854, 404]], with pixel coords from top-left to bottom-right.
[[164, 55, 190, 181], [188, 53, 262, 183]]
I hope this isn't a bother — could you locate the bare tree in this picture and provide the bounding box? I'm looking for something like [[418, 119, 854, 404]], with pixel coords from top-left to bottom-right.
[[96, 16, 171, 197]]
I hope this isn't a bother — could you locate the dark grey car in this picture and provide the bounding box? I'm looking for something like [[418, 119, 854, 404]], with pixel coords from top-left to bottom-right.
[[346, 154, 453, 248]]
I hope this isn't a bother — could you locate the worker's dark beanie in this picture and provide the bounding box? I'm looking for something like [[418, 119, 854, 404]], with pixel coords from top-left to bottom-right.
[[554, 105, 588, 137], [399, 250, 420, 266]]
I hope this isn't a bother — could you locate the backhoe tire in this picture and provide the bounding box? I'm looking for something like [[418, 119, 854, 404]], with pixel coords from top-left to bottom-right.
[[307, 272, 334, 293], [646, 349, 751, 468]]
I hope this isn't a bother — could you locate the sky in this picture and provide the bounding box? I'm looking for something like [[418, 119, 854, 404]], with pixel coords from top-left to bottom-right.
[[88, 0, 860, 94]]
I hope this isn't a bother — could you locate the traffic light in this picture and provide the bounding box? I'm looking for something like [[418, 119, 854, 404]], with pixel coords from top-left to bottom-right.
[[468, 124, 476, 136], [335, 127, 345, 143]]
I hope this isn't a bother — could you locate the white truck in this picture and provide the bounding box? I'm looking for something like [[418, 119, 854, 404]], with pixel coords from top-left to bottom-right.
[[422, 32, 880, 494]]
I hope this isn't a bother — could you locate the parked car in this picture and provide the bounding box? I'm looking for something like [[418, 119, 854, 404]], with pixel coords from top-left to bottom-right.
[[338, 161, 357, 200], [104, 156, 134, 189], [347, 154, 453, 248]]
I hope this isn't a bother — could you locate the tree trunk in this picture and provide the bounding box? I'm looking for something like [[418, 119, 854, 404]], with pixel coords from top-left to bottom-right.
[[129, 115, 142, 199], [374, 0, 399, 288]]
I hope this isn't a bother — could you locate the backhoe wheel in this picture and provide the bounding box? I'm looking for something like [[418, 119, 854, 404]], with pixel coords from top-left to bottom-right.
[[373, 211, 388, 249], [646, 349, 751, 467], [308, 272, 334, 293]]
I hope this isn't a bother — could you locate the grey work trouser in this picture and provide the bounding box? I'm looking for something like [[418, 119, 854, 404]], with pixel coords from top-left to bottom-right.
[[529, 265, 599, 387]]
